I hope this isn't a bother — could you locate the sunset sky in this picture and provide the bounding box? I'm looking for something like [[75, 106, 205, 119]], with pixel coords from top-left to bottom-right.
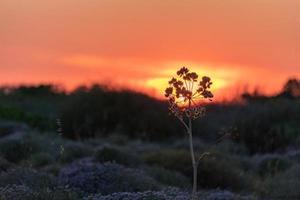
[[1, 0, 300, 100]]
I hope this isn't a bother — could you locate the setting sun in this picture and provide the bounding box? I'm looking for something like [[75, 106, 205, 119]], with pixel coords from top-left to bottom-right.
[[145, 67, 230, 100]]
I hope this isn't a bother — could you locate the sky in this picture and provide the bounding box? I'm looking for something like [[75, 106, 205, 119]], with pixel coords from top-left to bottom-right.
[[1, 0, 300, 100]]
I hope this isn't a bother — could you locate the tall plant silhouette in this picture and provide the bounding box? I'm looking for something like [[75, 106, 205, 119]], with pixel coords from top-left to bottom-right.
[[165, 67, 213, 199]]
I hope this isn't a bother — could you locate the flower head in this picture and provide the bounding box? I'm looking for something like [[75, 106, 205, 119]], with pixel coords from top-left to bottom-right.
[[165, 67, 213, 119], [177, 67, 189, 77]]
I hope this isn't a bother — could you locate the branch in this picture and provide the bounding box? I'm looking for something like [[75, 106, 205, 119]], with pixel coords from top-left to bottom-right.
[[195, 132, 230, 166], [214, 132, 230, 145], [196, 152, 210, 165]]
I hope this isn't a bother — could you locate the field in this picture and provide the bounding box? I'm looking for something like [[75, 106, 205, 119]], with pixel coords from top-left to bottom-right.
[[0, 83, 299, 200]]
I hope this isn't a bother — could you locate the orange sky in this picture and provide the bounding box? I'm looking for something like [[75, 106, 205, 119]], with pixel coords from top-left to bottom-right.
[[1, 0, 300, 100]]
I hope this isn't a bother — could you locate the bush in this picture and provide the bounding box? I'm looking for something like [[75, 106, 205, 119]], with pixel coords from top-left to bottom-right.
[[0, 132, 62, 164], [143, 166, 190, 188], [0, 105, 54, 130], [0, 124, 14, 138], [197, 157, 254, 191], [84, 188, 256, 200], [0, 157, 13, 172], [105, 134, 129, 146], [262, 165, 300, 199], [29, 152, 55, 167], [60, 85, 180, 140], [234, 100, 300, 153], [30, 187, 81, 200], [251, 154, 292, 177], [0, 185, 80, 200], [59, 160, 160, 194], [41, 164, 62, 176], [59, 143, 94, 163], [143, 149, 254, 191], [204, 190, 256, 200], [0, 168, 57, 190], [214, 140, 249, 155], [0, 138, 40, 163], [93, 146, 141, 166], [0, 185, 34, 200], [286, 149, 300, 163], [143, 149, 191, 175], [23, 132, 66, 160]]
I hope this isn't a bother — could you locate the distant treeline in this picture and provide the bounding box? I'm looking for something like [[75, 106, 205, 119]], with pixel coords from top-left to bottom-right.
[[0, 78, 300, 154]]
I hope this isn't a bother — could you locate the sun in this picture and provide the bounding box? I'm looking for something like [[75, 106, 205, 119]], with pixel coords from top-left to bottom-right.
[[145, 71, 229, 100]]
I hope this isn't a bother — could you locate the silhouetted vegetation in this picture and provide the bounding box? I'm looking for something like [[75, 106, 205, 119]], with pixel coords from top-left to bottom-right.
[[0, 78, 299, 199], [60, 85, 180, 140]]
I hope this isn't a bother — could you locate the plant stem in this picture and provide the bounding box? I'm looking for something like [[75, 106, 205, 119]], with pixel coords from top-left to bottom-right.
[[188, 117, 197, 200]]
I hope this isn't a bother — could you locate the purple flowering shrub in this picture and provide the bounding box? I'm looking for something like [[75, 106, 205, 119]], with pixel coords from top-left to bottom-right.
[[59, 160, 161, 194], [0, 168, 57, 189], [0, 184, 80, 200], [84, 188, 257, 200], [0, 168, 81, 200], [0, 185, 34, 200]]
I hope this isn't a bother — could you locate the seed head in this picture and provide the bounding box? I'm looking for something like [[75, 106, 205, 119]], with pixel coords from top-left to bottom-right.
[[165, 67, 213, 119]]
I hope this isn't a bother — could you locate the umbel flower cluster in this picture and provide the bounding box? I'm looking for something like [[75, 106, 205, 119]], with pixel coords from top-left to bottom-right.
[[165, 67, 213, 120]]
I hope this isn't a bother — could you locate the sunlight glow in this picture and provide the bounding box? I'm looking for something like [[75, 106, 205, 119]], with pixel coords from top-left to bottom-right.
[[144, 64, 238, 100]]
